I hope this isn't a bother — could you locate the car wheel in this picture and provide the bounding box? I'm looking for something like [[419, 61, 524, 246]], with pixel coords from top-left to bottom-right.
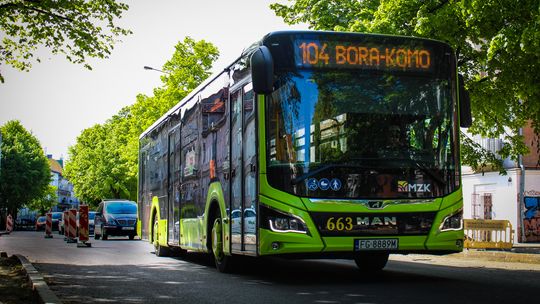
[[94, 232, 101, 240], [211, 217, 232, 273], [102, 228, 108, 240], [354, 252, 389, 272], [129, 234, 135, 240]]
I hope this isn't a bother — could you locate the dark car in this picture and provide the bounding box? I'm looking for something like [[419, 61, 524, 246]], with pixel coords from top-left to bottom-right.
[[16, 216, 36, 231], [77, 211, 96, 236], [94, 200, 137, 240], [35, 216, 46, 231], [51, 212, 62, 231]]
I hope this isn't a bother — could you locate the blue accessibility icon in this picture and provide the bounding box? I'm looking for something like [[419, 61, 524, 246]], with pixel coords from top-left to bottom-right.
[[330, 178, 342, 191], [318, 178, 330, 191], [307, 178, 318, 191]]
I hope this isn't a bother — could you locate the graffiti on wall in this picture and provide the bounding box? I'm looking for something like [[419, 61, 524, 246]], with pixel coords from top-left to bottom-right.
[[523, 190, 540, 242]]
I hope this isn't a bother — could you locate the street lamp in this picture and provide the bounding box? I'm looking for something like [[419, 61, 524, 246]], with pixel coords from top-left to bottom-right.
[[143, 66, 170, 74]]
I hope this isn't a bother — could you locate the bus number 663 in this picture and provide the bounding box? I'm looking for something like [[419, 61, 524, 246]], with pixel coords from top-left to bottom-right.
[[326, 217, 353, 231]]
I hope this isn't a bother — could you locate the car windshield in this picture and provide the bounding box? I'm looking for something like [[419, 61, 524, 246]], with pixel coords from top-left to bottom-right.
[[266, 70, 458, 199], [37, 217, 46, 222], [52, 213, 62, 219], [88, 212, 96, 220], [105, 202, 137, 214]]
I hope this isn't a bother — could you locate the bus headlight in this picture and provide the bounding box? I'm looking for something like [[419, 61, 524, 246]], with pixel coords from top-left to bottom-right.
[[439, 209, 463, 232], [260, 205, 308, 234]]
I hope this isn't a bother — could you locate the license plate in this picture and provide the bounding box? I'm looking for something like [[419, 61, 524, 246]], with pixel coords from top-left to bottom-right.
[[122, 227, 135, 230], [355, 238, 399, 251]]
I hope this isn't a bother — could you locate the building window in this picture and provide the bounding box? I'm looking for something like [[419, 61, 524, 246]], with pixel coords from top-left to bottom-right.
[[472, 193, 493, 219]]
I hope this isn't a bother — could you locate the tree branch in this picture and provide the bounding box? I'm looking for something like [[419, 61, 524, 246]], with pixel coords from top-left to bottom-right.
[[21, 5, 74, 22], [428, 0, 450, 14]]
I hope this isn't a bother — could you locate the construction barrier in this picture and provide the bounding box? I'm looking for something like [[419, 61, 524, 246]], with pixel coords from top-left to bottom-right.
[[63, 211, 69, 240], [44, 213, 53, 238], [464, 219, 514, 249], [6, 214, 13, 233], [67, 209, 77, 243], [77, 205, 91, 247]]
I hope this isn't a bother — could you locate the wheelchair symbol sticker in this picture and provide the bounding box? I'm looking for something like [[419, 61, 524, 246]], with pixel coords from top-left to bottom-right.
[[307, 178, 318, 191]]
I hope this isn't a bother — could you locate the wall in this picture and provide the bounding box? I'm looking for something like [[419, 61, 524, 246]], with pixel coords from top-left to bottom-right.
[[462, 169, 520, 242], [523, 123, 540, 168], [521, 170, 540, 242], [462, 169, 540, 243]]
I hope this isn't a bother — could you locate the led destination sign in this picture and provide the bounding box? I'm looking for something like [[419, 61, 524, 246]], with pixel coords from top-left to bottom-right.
[[296, 40, 432, 71]]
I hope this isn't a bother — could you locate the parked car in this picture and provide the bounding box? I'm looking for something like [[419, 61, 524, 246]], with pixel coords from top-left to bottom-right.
[[35, 216, 46, 231], [51, 212, 62, 231], [76, 211, 96, 236], [94, 200, 137, 240], [16, 216, 36, 231]]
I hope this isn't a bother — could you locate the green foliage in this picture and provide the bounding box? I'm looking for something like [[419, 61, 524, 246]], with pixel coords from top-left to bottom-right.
[[270, 0, 540, 169], [26, 185, 58, 215], [0, 0, 132, 82], [0, 120, 50, 216], [65, 37, 219, 207]]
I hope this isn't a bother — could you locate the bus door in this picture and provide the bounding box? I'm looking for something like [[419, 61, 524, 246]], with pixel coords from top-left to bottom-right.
[[230, 83, 257, 254], [167, 124, 181, 245]]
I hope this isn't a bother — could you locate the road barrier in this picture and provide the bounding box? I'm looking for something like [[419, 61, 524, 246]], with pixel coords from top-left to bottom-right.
[[63, 211, 69, 240], [67, 209, 77, 243], [44, 213, 53, 239], [464, 219, 514, 249], [6, 214, 13, 233], [77, 205, 91, 247]]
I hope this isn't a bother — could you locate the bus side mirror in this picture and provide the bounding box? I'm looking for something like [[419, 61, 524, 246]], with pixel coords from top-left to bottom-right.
[[459, 75, 472, 128], [251, 46, 274, 95]]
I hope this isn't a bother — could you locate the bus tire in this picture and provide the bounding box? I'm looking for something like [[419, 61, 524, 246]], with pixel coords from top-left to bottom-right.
[[354, 252, 389, 272], [153, 216, 170, 257], [211, 217, 232, 273]]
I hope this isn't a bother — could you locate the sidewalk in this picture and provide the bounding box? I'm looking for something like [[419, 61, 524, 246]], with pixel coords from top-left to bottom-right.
[[452, 243, 540, 264]]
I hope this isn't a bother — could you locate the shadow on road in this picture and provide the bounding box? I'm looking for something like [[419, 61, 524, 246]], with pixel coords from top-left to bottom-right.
[[34, 252, 539, 304]]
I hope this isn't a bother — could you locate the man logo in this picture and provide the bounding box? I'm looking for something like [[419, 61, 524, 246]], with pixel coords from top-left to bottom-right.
[[367, 201, 384, 209], [398, 181, 431, 193]]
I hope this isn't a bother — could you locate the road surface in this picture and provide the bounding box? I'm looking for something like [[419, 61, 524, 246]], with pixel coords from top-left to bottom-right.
[[1, 231, 539, 303]]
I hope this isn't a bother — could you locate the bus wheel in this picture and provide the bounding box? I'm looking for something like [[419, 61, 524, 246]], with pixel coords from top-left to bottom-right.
[[211, 217, 231, 273], [354, 252, 389, 272], [153, 217, 169, 257]]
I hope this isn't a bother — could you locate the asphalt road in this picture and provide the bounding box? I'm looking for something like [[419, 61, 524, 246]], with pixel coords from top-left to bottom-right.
[[1, 231, 539, 304]]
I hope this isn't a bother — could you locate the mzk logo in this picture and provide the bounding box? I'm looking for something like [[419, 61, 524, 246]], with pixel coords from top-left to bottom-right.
[[398, 181, 431, 193]]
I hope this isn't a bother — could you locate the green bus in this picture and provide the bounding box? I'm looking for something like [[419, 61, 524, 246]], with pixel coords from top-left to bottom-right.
[[138, 30, 471, 272]]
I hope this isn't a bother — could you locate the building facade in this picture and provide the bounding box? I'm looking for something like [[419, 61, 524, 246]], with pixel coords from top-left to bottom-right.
[[462, 123, 540, 243], [48, 155, 79, 211]]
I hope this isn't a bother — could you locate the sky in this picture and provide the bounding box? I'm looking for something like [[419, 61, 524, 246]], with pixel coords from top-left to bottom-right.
[[0, 0, 307, 160]]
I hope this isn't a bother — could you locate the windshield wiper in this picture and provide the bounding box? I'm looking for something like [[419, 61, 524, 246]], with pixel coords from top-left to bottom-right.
[[385, 157, 446, 186]]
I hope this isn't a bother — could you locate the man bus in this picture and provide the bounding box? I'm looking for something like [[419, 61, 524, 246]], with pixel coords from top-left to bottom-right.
[[138, 30, 471, 272]]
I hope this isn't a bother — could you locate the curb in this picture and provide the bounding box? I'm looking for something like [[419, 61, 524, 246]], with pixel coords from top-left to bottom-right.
[[14, 254, 63, 304], [451, 249, 540, 264]]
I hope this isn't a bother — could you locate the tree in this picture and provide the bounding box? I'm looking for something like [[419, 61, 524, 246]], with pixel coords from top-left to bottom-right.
[[64, 37, 219, 207], [270, 0, 540, 170], [26, 185, 58, 215], [0, 120, 50, 222], [0, 0, 131, 82]]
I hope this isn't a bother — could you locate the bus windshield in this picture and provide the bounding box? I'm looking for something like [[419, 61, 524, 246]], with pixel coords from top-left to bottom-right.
[[266, 69, 458, 199]]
